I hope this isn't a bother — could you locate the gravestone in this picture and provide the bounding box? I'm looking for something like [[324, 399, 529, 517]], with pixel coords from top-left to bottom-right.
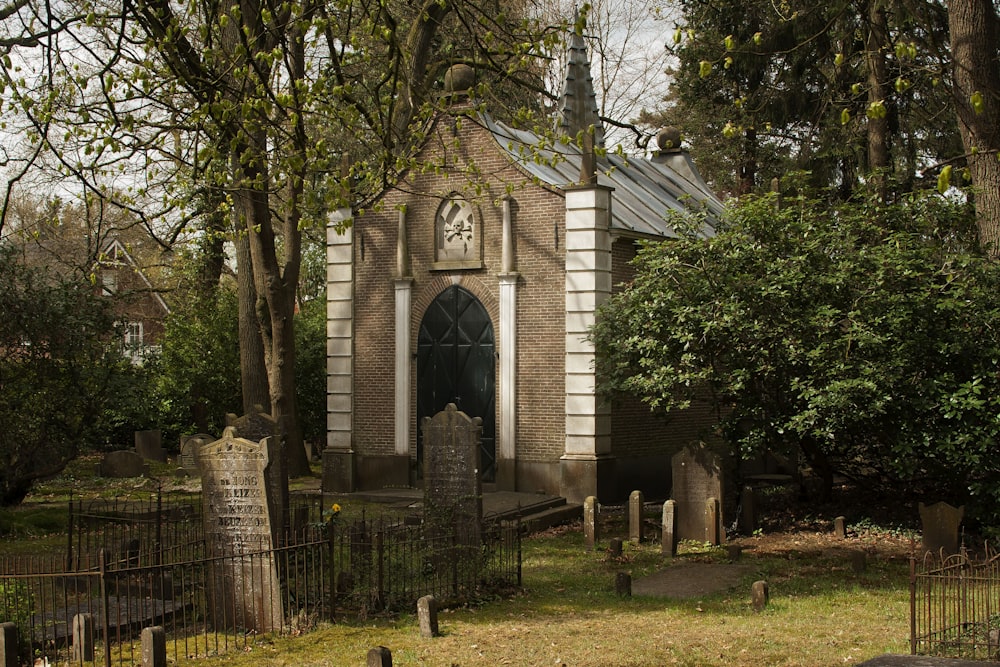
[[179, 434, 216, 475], [421, 404, 483, 549], [919, 501, 964, 557], [99, 450, 146, 478], [661, 500, 677, 557], [671, 442, 726, 544], [226, 406, 288, 541], [134, 429, 166, 463], [195, 427, 283, 632]]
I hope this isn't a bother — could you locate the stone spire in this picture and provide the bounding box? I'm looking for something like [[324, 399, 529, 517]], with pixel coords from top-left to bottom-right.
[[555, 22, 606, 148]]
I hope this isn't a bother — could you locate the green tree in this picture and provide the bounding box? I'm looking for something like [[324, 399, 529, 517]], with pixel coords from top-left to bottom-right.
[[0, 243, 125, 505], [592, 190, 1000, 520]]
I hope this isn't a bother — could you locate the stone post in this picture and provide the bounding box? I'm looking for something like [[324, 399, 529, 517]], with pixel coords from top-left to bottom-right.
[[629, 490, 644, 544], [661, 500, 677, 557], [72, 613, 94, 662], [583, 496, 599, 549], [418, 595, 439, 638], [705, 497, 720, 545], [142, 626, 166, 667], [615, 572, 632, 597], [833, 516, 847, 539], [752, 580, 769, 612], [368, 646, 393, 667], [0, 622, 18, 667]]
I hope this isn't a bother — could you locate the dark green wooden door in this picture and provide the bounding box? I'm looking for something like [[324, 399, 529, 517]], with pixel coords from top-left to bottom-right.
[[417, 286, 496, 481]]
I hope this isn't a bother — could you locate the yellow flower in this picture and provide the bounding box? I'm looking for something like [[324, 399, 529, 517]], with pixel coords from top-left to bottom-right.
[[331, 503, 341, 514]]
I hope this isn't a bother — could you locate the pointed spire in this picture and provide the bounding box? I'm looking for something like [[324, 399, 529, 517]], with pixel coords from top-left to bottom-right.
[[555, 13, 605, 148]]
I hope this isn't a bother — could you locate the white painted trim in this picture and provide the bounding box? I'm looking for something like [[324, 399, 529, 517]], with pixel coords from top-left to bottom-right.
[[394, 279, 413, 457], [499, 273, 518, 463]]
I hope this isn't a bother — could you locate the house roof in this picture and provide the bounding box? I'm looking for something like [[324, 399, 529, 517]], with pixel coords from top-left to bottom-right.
[[484, 116, 723, 239]]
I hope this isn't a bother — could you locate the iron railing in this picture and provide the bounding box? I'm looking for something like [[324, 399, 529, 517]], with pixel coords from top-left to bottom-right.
[[0, 512, 520, 666], [911, 544, 1000, 660]]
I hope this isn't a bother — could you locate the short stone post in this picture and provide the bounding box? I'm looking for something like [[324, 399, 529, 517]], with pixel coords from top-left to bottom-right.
[[615, 572, 632, 597], [661, 500, 677, 557], [751, 580, 769, 612], [367, 646, 393, 667], [705, 497, 721, 545], [726, 545, 743, 561], [833, 516, 847, 539], [850, 549, 867, 573], [583, 496, 599, 549], [740, 486, 757, 534], [72, 613, 95, 662], [417, 595, 439, 638], [608, 537, 623, 558], [142, 626, 166, 667], [0, 622, 18, 667], [629, 490, 645, 544]]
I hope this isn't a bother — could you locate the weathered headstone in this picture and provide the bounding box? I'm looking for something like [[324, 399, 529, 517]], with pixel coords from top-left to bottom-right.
[[629, 490, 645, 544], [661, 500, 677, 557], [421, 404, 483, 550], [134, 429, 166, 463], [179, 434, 215, 475], [583, 496, 599, 549], [671, 442, 726, 544], [608, 537, 623, 558], [226, 406, 288, 541], [195, 427, 283, 632], [919, 502, 964, 556], [850, 549, 867, 573], [705, 497, 720, 545], [99, 450, 146, 478]]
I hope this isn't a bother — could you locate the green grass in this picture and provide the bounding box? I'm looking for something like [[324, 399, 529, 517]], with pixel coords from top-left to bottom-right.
[[162, 528, 911, 667], [4, 461, 913, 666]]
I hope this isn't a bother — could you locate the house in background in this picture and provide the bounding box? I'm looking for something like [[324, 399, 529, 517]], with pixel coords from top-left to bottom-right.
[[323, 31, 724, 503], [96, 238, 170, 363]]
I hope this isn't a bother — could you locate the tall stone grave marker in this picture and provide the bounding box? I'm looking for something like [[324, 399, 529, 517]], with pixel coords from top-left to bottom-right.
[[671, 442, 726, 545], [179, 433, 215, 475], [422, 404, 483, 552], [195, 427, 283, 632], [226, 405, 288, 541], [919, 501, 964, 557]]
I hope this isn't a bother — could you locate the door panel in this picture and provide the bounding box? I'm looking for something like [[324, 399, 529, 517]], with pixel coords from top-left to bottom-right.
[[417, 286, 496, 481]]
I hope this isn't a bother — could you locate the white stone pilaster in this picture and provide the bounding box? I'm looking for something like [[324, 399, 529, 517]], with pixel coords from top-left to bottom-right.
[[499, 273, 518, 464], [326, 209, 354, 452], [563, 186, 613, 460], [394, 278, 413, 456]]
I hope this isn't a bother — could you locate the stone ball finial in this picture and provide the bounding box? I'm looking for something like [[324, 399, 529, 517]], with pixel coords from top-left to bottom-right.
[[444, 64, 475, 94], [656, 127, 683, 151]]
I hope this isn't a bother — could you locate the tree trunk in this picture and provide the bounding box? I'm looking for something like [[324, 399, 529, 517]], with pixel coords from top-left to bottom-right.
[[235, 227, 271, 414], [948, 0, 1000, 254], [865, 0, 892, 199]]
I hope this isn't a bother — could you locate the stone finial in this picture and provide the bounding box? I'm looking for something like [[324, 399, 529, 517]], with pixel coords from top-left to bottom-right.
[[656, 127, 683, 151], [444, 64, 475, 94]]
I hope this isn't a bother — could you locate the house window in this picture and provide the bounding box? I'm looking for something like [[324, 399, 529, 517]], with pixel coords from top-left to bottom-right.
[[433, 196, 482, 269], [102, 271, 117, 296], [124, 322, 143, 348]]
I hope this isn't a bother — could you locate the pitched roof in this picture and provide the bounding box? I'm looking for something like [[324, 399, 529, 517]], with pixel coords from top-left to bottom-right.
[[484, 117, 722, 239]]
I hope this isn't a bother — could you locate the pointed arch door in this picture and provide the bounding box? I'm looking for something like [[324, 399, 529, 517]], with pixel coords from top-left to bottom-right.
[[417, 286, 496, 481]]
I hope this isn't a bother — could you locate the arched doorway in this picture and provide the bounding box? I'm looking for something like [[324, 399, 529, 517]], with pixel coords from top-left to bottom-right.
[[417, 285, 496, 481]]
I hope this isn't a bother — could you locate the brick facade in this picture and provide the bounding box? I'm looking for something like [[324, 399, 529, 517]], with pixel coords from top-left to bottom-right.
[[331, 101, 720, 501]]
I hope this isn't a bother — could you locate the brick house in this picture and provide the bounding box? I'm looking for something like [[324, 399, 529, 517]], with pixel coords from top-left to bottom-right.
[[96, 238, 170, 363], [323, 34, 723, 502]]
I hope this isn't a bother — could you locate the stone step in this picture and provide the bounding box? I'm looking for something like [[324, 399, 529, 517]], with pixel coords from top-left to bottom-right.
[[519, 502, 583, 534]]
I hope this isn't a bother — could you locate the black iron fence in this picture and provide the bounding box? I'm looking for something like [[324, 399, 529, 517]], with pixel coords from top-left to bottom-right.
[[0, 506, 521, 666], [910, 545, 1000, 660]]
